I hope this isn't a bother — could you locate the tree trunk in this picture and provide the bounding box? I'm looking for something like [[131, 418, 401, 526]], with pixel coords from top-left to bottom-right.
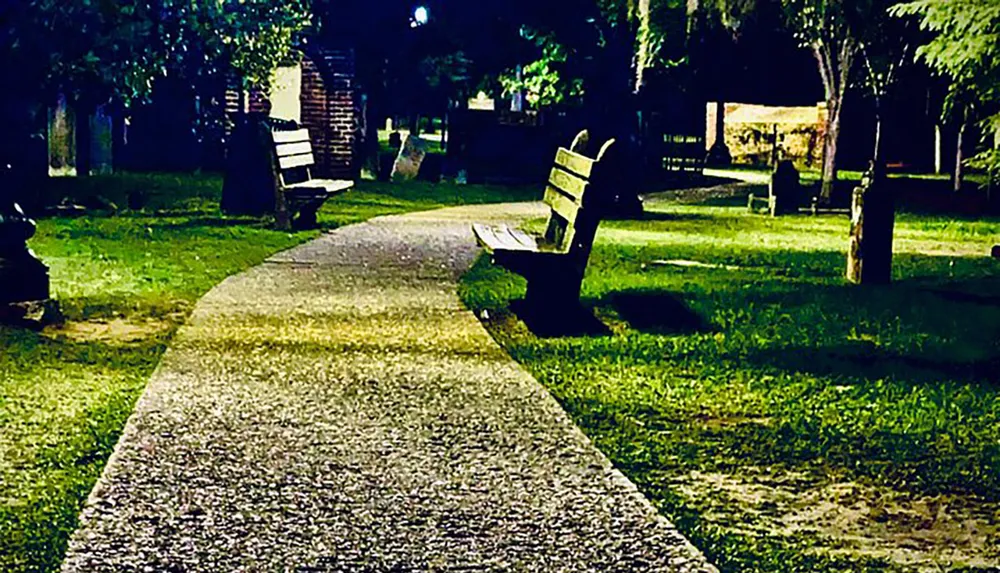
[[634, 0, 652, 94], [441, 109, 448, 152], [873, 117, 883, 165], [954, 112, 966, 193], [706, 102, 731, 166], [872, 100, 884, 166], [813, 38, 854, 202], [821, 98, 842, 200], [362, 95, 381, 177], [584, 13, 643, 217], [934, 124, 943, 174], [847, 166, 894, 285]]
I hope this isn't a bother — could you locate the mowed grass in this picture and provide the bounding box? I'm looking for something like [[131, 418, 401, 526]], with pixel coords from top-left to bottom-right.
[[1, 172, 535, 573], [460, 195, 1000, 572]]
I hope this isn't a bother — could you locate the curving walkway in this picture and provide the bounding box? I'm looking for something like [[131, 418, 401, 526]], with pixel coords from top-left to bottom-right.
[[62, 203, 717, 573]]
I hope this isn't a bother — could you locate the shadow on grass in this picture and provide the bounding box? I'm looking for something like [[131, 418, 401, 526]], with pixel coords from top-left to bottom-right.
[[921, 278, 1000, 307], [744, 342, 1000, 386], [604, 289, 712, 335], [633, 212, 717, 223], [510, 299, 611, 338], [150, 216, 275, 230], [696, 194, 757, 207]]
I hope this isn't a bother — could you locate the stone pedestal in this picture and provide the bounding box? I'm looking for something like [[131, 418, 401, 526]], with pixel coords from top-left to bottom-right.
[[0, 250, 50, 303], [0, 202, 61, 327], [769, 160, 800, 216], [847, 163, 895, 284]]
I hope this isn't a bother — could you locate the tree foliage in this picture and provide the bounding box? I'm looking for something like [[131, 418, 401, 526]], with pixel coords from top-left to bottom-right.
[[498, 29, 584, 109], [891, 0, 1000, 178], [704, 0, 895, 196], [1, 0, 311, 104]]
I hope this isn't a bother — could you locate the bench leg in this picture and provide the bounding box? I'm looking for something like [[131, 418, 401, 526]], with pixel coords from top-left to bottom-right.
[[524, 272, 583, 313], [294, 204, 320, 230]]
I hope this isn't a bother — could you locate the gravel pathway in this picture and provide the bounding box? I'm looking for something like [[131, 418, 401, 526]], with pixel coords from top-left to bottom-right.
[[62, 203, 718, 573]]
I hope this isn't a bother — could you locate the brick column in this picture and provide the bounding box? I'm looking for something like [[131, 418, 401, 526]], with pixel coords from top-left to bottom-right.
[[300, 49, 357, 179]]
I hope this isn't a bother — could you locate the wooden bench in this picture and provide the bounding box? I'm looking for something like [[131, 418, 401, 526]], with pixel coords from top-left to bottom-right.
[[472, 131, 616, 312], [271, 128, 353, 230]]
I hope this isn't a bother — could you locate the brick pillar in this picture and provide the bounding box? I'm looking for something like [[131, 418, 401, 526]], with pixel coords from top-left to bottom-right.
[[299, 58, 329, 175], [224, 80, 272, 137], [222, 50, 358, 178], [300, 49, 356, 179]]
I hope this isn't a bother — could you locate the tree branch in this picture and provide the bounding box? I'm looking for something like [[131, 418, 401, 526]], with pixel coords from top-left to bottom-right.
[[814, 42, 834, 101]]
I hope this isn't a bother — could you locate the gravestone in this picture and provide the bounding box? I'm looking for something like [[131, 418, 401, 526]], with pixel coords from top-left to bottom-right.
[[847, 162, 895, 284], [769, 160, 800, 216], [390, 134, 427, 182], [48, 94, 76, 176], [89, 105, 114, 174], [388, 131, 402, 150]]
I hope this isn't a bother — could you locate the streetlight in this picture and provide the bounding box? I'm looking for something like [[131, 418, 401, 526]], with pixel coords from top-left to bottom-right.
[[411, 5, 429, 27]]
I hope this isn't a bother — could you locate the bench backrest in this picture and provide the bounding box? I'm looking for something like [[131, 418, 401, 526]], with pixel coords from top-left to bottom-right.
[[272, 129, 316, 186], [542, 131, 616, 263]]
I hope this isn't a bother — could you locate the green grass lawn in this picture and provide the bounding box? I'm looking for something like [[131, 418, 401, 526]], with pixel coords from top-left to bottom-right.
[[0, 172, 535, 573], [708, 166, 992, 188], [460, 196, 1000, 572]]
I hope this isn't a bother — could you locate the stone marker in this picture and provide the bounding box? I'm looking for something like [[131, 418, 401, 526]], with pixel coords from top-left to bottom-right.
[[847, 162, 895, 284], [388, 130, 402, 150], [47, 93, 76, 177], [769, 160, 800, 216], [0, 196, 61, 327], [89, 105, 114, 175], [390, 134, 427, 182]]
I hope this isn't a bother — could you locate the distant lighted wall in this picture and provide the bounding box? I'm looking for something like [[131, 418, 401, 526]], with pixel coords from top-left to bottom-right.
[[707, 102, 826, 168], [270, 65, 302, 123]]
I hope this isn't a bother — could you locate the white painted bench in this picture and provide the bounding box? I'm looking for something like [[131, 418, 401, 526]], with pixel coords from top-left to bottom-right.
[[272, 129, 353, 229]]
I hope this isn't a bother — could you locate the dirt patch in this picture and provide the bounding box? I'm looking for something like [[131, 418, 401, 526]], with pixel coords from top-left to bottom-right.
[[674, 468, 1000, 571], [46, 318, 175, 344]]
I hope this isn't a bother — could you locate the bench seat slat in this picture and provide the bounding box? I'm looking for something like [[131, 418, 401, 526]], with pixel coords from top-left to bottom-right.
[[278, 153, 316, 169], [272, 129, 311, 144], [506, 227, 541, 250], [543, 186, 580, 222], [555, 147, 595, 178], [285, 179, 354, 194], [276, 141, 312, 157], [473, 224, 518, 252], [472, 223, 542, 253], [548, 166, 588, 201]]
